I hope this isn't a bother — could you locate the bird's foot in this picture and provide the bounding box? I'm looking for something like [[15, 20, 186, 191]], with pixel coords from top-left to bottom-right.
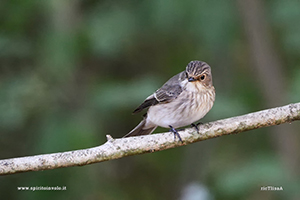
[[191, 122, 203, 133], [169, 125, 183, 143]]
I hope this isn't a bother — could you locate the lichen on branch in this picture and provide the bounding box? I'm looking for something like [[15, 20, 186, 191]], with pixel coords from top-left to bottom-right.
[[0, 103, 300, 176]]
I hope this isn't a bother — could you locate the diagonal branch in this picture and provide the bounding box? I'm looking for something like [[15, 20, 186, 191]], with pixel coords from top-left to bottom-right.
[[1, 103, 300, 176]]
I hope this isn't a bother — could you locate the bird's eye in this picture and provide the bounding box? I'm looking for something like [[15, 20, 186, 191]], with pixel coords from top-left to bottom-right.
[[200, 74, 206, 80]]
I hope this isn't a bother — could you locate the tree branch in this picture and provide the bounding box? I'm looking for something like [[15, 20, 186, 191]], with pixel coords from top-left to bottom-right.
[[1, 103, 300, 176]]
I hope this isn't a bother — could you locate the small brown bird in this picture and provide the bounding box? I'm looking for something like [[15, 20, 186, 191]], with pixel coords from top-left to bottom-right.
[[124, 61, 215, 141]]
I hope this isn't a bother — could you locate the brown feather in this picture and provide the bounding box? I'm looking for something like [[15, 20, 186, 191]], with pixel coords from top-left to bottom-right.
[[123, 118, 157, 137], [133, 98, 159, 114]]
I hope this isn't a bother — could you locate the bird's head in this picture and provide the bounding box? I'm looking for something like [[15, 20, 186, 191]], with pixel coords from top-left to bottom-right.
[[185, 61, 213, 88]]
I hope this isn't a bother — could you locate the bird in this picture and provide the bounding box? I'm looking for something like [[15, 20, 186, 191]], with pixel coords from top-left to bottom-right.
[[124, 60, 215, 141]]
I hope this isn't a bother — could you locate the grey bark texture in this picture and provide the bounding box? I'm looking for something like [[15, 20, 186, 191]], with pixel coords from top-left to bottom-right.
[[0, 103, 300, 176]]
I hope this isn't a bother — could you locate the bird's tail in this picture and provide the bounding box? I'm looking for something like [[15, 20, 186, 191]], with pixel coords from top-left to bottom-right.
[[123, 118, 157, 137]]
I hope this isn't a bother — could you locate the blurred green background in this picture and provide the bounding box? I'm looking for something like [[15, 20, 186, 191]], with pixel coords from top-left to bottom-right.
[[1, 0, 300, 199]]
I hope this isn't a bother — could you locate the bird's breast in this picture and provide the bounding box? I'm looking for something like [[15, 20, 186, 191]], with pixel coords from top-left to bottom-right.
[[146, 88, 215, 129]]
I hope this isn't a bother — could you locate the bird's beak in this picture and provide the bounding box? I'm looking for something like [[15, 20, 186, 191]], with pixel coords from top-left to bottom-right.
[[188, 77, 197, 82]]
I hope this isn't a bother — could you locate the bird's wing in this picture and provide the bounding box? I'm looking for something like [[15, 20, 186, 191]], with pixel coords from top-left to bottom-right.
[[132, 96, 158, 113], [133, 71, 185, 114]]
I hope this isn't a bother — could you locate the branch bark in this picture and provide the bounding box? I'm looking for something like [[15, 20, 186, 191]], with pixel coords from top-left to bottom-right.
[[1, 103, 300, 176]]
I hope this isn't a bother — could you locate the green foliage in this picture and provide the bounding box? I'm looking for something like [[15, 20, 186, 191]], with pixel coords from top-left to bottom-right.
[[1, 0, 300, 199], [215, 154, 290, 198]]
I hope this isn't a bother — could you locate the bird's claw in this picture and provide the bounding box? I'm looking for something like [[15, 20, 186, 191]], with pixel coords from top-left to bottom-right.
[[169, 125, 183, 143], [191, 122, 203, 133]]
